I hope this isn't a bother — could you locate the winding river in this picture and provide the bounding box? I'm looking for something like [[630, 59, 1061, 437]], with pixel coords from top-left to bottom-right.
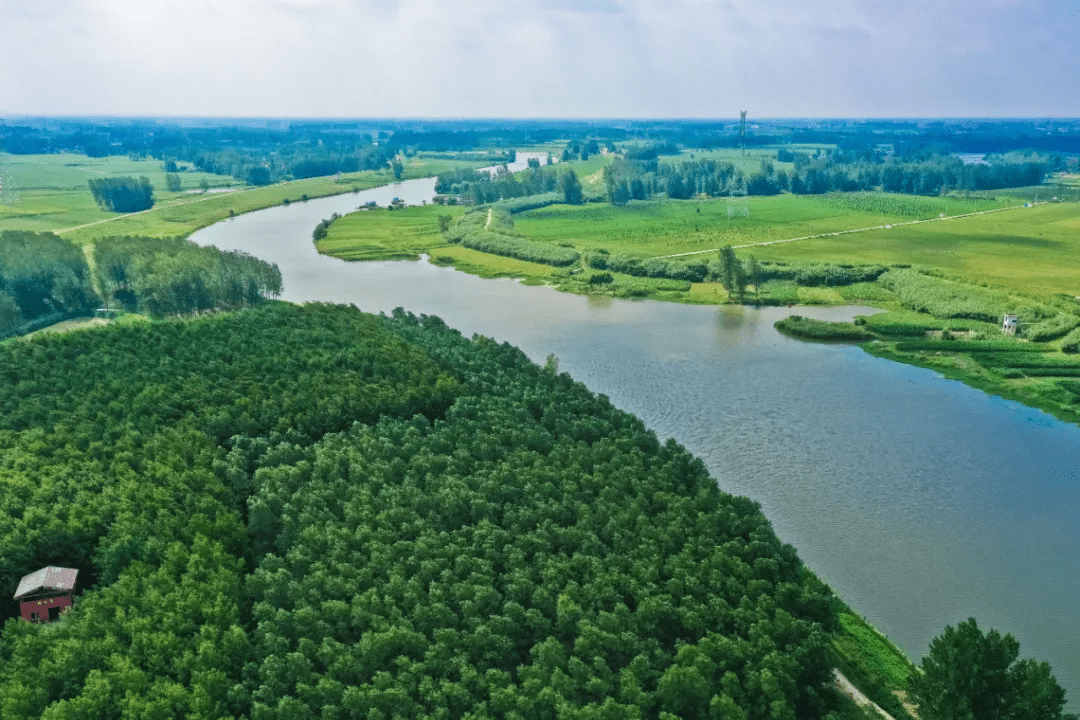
[[192, 154, 1080, 701]]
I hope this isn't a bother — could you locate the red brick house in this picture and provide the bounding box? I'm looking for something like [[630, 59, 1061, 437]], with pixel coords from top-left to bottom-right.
[[14, 567, 78, 623]]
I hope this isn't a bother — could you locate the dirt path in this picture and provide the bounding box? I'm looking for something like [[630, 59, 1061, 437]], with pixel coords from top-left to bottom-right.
[[53, 187, 246, 235], [485, 208, 493, 229], [655, 202, 1044, 259], [833, 669, 899, 720]]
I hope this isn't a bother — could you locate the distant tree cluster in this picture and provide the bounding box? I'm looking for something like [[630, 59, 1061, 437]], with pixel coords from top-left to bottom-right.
[[0, 231, 98, 336], [436, 165, 587, 206], [602, 150, 1056, 205], [92, 235, 282, 316], [87, 176, 155, 212]]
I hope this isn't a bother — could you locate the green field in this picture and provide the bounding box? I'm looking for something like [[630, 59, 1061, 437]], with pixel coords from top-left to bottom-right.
[[315, 205, 466, 260], [748, 201, 1080, 298], [0, 153, 487, 243], [511, 193, 1015, 258]]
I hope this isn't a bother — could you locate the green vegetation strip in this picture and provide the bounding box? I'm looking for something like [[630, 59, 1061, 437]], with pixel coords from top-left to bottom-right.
[[775, 316, 875, 342]]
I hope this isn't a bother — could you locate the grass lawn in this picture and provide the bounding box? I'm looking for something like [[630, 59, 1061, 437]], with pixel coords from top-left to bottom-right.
[[510, 194, 1007, 257], [747, 201, 1080, 298], [0, 153, 489, 243], [316, 205, 466, 261]]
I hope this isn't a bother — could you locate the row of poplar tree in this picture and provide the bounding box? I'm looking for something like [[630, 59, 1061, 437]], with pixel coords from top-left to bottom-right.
[[0, 230, 281, 337]]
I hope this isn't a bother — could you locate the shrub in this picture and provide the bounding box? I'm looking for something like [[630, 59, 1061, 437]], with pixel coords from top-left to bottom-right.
[[586, 252, 708, 282], [1024, 313, 1080, 342], [446, 210, 580, 267], [1061, 327, 1080, 353], [879, 269, 1009, 322], [775, 316, 874, 342]]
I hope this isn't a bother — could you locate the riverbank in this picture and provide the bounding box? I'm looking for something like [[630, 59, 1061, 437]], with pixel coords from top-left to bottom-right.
[[0, 153, 491, 244]]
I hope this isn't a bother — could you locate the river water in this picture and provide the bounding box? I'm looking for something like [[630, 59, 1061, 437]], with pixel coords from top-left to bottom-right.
[[192, 154, 1080, 701]]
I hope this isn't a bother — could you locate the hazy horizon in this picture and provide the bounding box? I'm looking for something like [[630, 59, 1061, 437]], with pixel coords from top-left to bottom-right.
[[3, 0, 1078, 119]]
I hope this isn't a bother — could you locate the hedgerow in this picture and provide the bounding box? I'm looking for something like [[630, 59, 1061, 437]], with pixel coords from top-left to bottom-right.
[[586, 252, 708, 282], [447, 210, 580, 267]]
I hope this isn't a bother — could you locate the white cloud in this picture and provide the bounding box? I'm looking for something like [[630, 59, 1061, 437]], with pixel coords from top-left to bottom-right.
[[0, 0, 1077, 116]]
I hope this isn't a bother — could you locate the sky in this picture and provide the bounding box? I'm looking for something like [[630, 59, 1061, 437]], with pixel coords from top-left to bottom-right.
[[2, 0, 1078, 118]]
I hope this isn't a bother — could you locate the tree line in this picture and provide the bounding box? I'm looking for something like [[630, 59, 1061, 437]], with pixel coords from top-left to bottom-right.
[[436, 165, 586, 206], [0, 231, 97, 337], [93, 235, 282, 316], [0, 230, 283, 337]]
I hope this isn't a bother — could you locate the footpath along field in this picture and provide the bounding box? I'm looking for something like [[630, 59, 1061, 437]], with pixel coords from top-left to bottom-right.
[[511, 193, 1016, 258], [744, 201, 1080, 298]]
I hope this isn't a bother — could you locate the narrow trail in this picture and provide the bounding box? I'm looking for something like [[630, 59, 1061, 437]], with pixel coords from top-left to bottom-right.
[[833, 669, 901, 720], [54, 187, 244, 235], [655, 202, 1044, 259], [485, 208, 493, 229]]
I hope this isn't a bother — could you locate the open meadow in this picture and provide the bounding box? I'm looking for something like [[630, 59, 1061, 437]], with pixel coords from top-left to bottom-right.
[[745, 201, 1080, 298], [0, 152, 487, 243], [511, 193, 1016, 258]]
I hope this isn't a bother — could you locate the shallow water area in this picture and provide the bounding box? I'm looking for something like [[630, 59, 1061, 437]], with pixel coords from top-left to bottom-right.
[[191, 153, 1080, 702]]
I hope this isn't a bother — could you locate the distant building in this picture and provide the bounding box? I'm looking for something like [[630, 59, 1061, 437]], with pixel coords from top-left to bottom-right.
[[1002, 314, 1019, 335], [14, 567, 78, 623]]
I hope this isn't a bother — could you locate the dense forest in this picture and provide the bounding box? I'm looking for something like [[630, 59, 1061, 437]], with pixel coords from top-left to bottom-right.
[[0, 232, 281, 336], [0, 303, 850, 718]]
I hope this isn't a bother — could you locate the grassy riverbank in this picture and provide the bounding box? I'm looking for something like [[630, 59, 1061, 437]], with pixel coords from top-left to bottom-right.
[[317, 185, 1080, 429], [0, 152, 487, 244]]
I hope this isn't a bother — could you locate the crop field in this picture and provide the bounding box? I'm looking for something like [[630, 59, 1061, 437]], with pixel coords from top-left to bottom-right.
[[510, 193, 1011, 257], [0, 153, 487, 242], [316, 205, 465, 260], [746, 201, 1080, 297]]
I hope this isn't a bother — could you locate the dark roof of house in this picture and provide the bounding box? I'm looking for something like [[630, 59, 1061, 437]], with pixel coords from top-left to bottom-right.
[[13, 567, 78, 600]]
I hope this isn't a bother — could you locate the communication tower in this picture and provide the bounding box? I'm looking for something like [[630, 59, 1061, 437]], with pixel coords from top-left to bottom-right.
[[739, 111, 748, 158]]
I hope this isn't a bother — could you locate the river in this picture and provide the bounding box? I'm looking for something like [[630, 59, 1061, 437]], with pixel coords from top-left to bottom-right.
[[192, 153, 1080, 701]]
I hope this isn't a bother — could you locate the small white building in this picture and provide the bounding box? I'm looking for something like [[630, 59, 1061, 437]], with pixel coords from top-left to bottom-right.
[[1002, 314, 1019, 335]]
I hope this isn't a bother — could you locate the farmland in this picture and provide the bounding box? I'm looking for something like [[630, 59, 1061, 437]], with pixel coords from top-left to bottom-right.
[[0, 152, 487, 243], [511, 193, 1017, 259], [746, 201, 1080, 298]]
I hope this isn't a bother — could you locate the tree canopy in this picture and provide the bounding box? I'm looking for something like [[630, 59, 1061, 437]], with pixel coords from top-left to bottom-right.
[[0, 303, 846, 718], [909, 618, 1077, 720], [88, 176, 155, 212]]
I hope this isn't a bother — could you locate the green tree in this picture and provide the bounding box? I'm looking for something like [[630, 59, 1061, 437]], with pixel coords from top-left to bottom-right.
[[165, 173, 183, 192], [437, 215, 452, 233], [909, 618, 1077, 720], [559, 169, 583, 205], [747, 255, 762, 303], [717, 246, 745, 301]]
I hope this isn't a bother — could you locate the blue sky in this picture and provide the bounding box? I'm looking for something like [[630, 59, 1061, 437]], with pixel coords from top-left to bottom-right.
[[2, 0, 1078, 117]]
